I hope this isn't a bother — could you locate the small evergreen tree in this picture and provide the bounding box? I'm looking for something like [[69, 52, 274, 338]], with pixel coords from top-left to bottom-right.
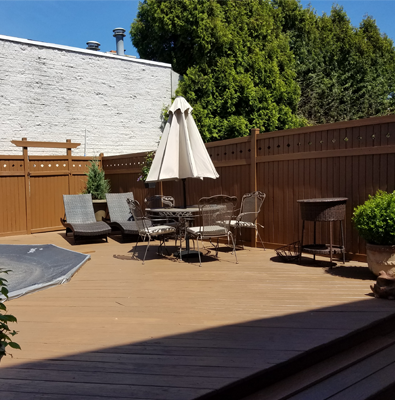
[[83, 159, 110, 200]]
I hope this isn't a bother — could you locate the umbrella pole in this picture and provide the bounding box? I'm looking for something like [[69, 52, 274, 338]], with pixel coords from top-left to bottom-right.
[[182, 178, 187, 208]]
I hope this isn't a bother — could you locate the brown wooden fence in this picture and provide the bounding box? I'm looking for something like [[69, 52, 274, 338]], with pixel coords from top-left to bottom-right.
[[0, 139, 96, 236], [103, 114, 395, 261], [2, 115, 395, 261]]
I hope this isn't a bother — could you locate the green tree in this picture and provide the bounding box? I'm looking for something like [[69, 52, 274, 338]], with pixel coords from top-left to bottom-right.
[[275, 0, 395, 124], [83, 159, 110, 200], [131, 0, 305, 141]]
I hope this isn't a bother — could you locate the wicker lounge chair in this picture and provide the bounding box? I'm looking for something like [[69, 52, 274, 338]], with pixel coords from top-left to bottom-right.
[[61, 194, 111, 244], [186, 195, 238, 267], [127, 199, 177, 264], [230, 191, 266, 249], [105, 192, 152, 242]]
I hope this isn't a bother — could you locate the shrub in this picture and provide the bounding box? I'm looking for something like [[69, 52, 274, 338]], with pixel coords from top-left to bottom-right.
[[352, 190, 395, 245], [137, 151, 155, 183], [0, 269, 20, 359]]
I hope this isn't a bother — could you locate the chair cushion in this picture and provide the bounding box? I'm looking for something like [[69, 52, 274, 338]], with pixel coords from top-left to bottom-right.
[[70, 221, 111, 236], [187, 225, 227, 237], [230, 220, 256, 228], [141, 225, 176, 236]]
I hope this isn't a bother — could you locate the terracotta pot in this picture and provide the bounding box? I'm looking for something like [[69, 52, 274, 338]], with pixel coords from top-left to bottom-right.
[[366, 243, 395, 276], [92, 199, 107, 222]]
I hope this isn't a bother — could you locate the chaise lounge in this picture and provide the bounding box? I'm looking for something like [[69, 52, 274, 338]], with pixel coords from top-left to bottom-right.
[[105, 192, 152, 241], [61, 194, 111, 244]]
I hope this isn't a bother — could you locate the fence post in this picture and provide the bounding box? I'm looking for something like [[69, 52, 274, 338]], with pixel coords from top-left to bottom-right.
[[22, 138, 32, 234], [250, 128, 259, 247], [66, 139, 72, 195]]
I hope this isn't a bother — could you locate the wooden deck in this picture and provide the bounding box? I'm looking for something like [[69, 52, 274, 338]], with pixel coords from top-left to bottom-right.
[[0, 231, 393, 399]]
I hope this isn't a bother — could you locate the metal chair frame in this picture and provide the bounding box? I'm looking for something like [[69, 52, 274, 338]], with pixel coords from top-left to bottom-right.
[[127, 199, 178, 264], [144, 195, 175, 209], [186, 195, 238, 267], [231, 191, 266, 249]]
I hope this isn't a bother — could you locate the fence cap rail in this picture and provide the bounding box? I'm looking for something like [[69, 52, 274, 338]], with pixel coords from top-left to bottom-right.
[[11, 140, 80, 149]]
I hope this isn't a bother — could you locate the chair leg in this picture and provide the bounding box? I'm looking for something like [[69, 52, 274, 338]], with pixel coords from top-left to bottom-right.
[[256, 225, 266, 250], [143, 235, 151, 265], [161, 235, 172, 256], [132, 234, 141, 259], [178, 234, 183, 262], [196, 236, 202, 267], [238, 226, 245, 249], [229, 232, 238, 264]]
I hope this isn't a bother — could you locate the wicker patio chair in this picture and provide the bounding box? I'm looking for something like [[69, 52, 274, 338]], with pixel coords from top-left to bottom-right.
[[61, 194, 111, 244], [105, 192, 152, 242], [186, 195, 238, 267], [127, 199, 178, 264], [230, 191, 266, 249]]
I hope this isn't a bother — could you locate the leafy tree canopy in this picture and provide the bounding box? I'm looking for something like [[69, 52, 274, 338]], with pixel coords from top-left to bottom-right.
[[131, 0, 395, 140], [274, 0, 395, 124], [131, 0, 305, 141]]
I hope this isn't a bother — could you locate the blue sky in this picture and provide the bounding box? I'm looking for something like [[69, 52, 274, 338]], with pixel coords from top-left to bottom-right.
[[0, 1, 394, 58]]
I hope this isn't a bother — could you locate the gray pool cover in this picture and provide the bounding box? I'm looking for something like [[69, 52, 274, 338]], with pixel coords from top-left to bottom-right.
[[0, 244, 90, 300]]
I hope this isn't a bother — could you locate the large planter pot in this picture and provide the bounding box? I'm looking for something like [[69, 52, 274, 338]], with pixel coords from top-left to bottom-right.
[[366, 243, 395, 276], [92, 199, 107, 222]]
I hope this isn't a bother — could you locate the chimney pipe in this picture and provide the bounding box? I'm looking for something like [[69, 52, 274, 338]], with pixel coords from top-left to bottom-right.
[[113, 27, 126, 55], [86, 41, 100, 51]]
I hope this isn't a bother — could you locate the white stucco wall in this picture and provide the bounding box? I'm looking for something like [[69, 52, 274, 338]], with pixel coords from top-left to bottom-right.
[[0, 35, 173, 156]]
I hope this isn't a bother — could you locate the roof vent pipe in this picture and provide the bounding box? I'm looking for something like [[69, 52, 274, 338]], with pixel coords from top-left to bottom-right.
[[86, 41, 100, 51], [113, 27, 126, 55]]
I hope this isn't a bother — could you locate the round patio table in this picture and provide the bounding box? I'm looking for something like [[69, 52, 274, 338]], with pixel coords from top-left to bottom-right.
[[146, 206, 200, 258], [297, 198, 347, 264]]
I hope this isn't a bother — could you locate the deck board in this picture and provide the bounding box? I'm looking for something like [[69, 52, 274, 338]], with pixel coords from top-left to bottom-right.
[[0, 232, 393, 399]]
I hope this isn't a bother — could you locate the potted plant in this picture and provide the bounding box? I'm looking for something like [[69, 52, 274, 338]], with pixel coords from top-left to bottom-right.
[[0, 269, 20, 362], [83, 158, 111, 221], [352, 190, 395, 275], [137, 151, 156, 188]]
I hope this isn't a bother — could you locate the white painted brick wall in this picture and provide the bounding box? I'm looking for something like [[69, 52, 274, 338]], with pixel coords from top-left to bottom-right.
[[0, 35, 173, 156]]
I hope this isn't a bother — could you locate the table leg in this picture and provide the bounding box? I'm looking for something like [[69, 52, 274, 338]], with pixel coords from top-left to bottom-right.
[[340, 220, 345, 264], [329, 220, 333, 264], [174, 218, 201, 259]]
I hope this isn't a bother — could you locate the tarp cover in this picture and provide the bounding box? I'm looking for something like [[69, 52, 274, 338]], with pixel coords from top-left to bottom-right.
[[0, 244, 90, 300]]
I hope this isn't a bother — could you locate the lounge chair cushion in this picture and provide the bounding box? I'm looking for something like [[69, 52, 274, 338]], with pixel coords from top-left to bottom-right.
[[68, 222, 111, 236]]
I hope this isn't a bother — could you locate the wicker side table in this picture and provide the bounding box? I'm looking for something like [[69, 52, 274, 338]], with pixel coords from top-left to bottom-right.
[[297, 198, 348, 264]]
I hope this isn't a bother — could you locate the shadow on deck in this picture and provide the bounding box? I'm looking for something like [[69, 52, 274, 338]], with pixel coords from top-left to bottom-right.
[[0, 232, 393, 399]]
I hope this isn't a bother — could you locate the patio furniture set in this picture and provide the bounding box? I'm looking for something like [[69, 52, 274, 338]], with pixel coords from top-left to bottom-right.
[[61, 191, 267, 266]]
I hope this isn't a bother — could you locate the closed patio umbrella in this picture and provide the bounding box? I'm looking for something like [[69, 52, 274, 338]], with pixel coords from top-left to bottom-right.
[[146, 96, 219, 206]]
